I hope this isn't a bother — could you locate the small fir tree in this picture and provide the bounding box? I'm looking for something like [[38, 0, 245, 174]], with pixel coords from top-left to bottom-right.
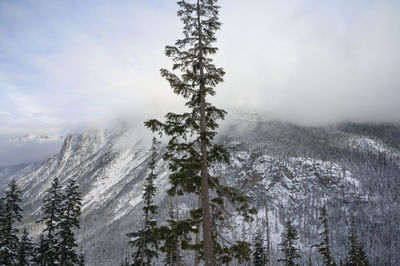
[[308, 253, 313, 266], [253, 229, 267, 266], [0, 179, 23, 265], [33, 234, 47, 265], [58, 178, 82, 265], [127, 137, 160, 266], [160, 201, 184, 266], [78, 252, 85, 266], [17, 228, 36, 266], [37, 177, 63, 265], [313, 205, 335, 265], [278, 219, 301, 266], [344, 219, 370, 266]]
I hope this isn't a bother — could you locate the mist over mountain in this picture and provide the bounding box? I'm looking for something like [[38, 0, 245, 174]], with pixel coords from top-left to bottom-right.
[[0, 135, 64, 166], [2, 118, 399, 265]]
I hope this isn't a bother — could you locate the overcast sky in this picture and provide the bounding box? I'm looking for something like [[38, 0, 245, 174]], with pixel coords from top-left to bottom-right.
[[1, 0, 400, 139]]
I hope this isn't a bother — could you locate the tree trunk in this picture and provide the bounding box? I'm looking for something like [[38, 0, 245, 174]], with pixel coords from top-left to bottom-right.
[[194, 194, 201, 266], [141, 194, 149, 266], [197, 0, 214, 264]]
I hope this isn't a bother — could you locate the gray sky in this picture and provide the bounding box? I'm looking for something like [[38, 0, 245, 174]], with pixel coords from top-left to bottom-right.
[[1, 0, 400, 164]]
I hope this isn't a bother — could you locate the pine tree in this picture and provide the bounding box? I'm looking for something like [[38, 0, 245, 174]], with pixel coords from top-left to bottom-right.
[[0, 179, 23, 265], [344, 219, 370, 266], [127, 137, 160, 266], [253, 229, 267, 266], [278, 219, 301, 266], [58, 178, 82, 265], [78, 252, 85, 266], [145, 0, 255, 264], [313, 205, 335, 265], [37, 177, 63, 265], [17, 228, 36, 265], [160, 201, 184, 266], [308, 253, 313, 266], [33, 234, 47, 265]]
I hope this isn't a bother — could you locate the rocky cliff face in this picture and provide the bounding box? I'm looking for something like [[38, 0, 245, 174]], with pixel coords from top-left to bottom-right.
[[7, 121, 400, 265]]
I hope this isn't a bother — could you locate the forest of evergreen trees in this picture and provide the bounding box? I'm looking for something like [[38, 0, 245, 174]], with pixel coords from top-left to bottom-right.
[[0, 179, 83, 265], [0, 177, 372, 266]]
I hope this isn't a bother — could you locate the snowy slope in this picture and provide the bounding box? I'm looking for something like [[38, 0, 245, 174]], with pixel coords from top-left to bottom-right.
[[7, 121, 400, 265]]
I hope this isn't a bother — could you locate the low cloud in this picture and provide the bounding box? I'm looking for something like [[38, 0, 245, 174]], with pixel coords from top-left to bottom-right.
[[0, 0, 399, 138], [0, 136, 63, 166], [216, 0, 400, 125]]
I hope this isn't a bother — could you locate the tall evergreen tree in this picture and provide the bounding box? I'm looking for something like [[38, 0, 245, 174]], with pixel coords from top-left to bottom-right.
[[344, 219, 370, 266], [37, 177, 63, 265], [0, 179, 23, 265], [145, 0, 255, 264], [58, 178, 82, 266], [253, 229, 267, 266], [17, 228, 36, 266], [128, 137, 160, 266], [313, 205, 335, 266], [278, 219, 301, 266]]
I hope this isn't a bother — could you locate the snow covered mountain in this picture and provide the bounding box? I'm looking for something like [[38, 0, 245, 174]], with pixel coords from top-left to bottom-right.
[[6, 120, 400, 265]]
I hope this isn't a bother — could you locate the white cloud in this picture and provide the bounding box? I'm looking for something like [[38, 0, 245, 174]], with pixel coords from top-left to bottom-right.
[[0, 0, 399, 140], [215, 0, 400, 125]]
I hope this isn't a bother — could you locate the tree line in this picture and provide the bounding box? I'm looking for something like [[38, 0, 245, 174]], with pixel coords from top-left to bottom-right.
[[252, 205, 370, 266], [126, 136, 371, 265], [0, 178, 83, 265]]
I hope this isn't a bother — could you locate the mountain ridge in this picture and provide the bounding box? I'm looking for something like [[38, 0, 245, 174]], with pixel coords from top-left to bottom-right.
[[3, 120, 399, 265]]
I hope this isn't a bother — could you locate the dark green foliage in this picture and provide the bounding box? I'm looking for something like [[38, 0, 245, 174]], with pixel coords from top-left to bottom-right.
[[144, 0, 255, 263], [253, 230, 267, 266], [36, 177, 82, 265], [78, 252, 85, 266], [0, 179, 22, 265], [278, 219, 301, 266], [127, 137, 160, 266], [37, 177, 62, 265], [344, 219, 370, 266], [313, 205, 335, 265], [58, 178, 82, 265], [308, 253, 313, 266], [159, 202, 185, 266], [17, 228, 36, 265], [33, 234, 47, 265]]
